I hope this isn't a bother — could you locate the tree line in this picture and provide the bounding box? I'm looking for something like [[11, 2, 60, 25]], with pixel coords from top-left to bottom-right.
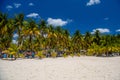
[[0, 12, 120, 59]]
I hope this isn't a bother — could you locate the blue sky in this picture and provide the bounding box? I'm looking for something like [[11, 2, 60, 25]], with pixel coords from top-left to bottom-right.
[[0, 0, 120, 35]]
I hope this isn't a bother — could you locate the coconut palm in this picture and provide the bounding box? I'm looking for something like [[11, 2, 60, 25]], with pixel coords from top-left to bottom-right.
[[22, 20, 39, 51], [0, 12, 8, 49], [14, 13, 24, 47], [0, 15, 15, 50], [47, 25, 57, 49], [72, 30, 83, 53], [93, 30, 101, 45], [62, 29, 70, 51], [84, 31, 92, 50]]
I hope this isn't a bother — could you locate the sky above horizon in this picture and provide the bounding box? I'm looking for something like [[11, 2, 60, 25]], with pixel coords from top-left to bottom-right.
[[0, 0, 120, 35]]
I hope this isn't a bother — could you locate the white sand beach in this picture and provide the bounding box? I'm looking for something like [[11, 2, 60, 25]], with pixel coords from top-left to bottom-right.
[[0, 56, 120, 80]]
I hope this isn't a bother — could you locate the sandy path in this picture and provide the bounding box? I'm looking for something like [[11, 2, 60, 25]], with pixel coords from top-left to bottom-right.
[[0, 56, 120, 80]]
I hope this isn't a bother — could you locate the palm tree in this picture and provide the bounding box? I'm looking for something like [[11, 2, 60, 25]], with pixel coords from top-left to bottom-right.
[[72, 30, 83, 53], [0, 12, 8, 33], [47, 25, 56, 49], [22, 20, 39, 51], [39, 20, 47, 37], [93, 30, 101, 45], [84, 31, 92, 50], [14, 13, 24, 47], [55, 26, 65, 51], [62, 29, 70, 51], [100, 35, 112, 56], [0, 13, 15, 50], [0, 12, 8, 50]]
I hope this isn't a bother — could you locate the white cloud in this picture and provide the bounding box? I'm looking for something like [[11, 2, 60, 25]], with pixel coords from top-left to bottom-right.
[[6, 5, 13, 10], [12, 39, 18, 44], [47, 18, 71, 26], [116, 29, 120, 32], [13, 33, 18, 38], [14, 3, 21, 8], [29, 3, 34, 6], [26, 13, 40, 18], [91, 28, 110, 34], [86, 0, 101, 6]]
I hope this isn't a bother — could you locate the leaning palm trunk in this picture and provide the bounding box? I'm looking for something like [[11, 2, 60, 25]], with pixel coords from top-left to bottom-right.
[[29, 35, 32, 51]]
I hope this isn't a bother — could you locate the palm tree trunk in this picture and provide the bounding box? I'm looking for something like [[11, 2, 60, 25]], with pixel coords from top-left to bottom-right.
[[29, 35, 32, 51]]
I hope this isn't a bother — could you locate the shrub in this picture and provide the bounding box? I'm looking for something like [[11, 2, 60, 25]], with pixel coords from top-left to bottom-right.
[[37, 51, 45, 59], [51, 52, 57, 58], [70, 53, 74, 57], [63, 53, 68, 58], [87, 49, 95, 56], [19, 53, 25, 58], [76, 53, 81, 57]]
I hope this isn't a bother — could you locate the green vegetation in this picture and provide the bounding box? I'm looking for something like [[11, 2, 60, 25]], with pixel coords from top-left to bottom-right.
[[37, 51, 46, 59], [0, 12, 120, 59], [51, 52, 57, 58]]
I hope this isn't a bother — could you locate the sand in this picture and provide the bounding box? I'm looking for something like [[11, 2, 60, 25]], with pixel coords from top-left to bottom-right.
[[0, 56, 120, 80]]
